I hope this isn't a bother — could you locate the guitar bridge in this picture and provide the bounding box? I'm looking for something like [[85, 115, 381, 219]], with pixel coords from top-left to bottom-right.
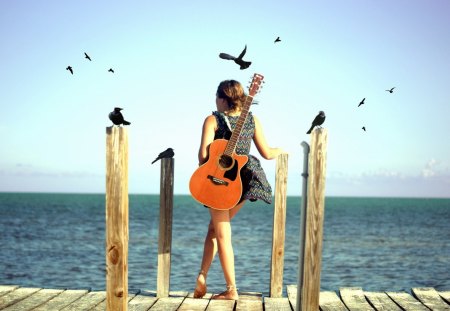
[[207, 175, 229, 186]]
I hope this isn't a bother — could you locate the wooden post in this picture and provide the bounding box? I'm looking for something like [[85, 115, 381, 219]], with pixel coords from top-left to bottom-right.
[[105, 126, 129, 311], [157, 158, 174, 298], [270, 153, 289, 298], [299, 128, 328, 311], [296, 141, 310, 311]]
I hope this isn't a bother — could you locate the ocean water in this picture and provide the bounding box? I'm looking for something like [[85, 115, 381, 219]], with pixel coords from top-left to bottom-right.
[[0, 193, 449, 295]]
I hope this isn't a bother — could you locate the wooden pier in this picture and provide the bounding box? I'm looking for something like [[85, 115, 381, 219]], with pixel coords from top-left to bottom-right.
[[3, 128, 446, 311], [1, 285, 449, 310]]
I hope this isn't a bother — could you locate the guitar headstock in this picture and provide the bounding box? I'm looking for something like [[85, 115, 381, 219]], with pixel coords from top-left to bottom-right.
[[248, 73, 264, 97]]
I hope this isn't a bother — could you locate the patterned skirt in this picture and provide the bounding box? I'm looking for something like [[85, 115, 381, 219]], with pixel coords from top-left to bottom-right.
[[241, 154, 272, 204]]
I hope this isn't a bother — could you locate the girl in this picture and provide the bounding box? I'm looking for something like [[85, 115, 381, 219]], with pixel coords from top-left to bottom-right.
[[193, 79, 283, 300]]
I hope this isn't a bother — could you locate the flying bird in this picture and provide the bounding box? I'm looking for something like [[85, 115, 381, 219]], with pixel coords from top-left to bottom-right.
[[358, 98, 366, 107], [362, 126, 366, 131], [66, 66, 73, 75], [306, 111, 326, 134], [109, 107, 131, 126], [108, 68, 114, 73], [274, 36, 281, 43], [84, 52, 91, 61], [152, 148, 175, 164], [219, 45, 251, 70], [385, 87, 395, 93]]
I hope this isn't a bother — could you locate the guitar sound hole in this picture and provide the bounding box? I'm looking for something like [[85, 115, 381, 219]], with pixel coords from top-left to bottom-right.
[[219, 154, 233, 170]]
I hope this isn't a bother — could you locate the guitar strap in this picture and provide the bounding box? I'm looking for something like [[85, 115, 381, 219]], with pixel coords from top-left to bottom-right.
[[222, 114, 233, 133]]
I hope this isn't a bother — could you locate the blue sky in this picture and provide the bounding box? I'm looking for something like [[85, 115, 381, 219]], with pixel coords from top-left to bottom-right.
[[1, 0, 449, 197]]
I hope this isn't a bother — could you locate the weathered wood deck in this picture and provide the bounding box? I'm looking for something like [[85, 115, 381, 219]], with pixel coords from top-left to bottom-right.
[[1, 285, 449, 310]]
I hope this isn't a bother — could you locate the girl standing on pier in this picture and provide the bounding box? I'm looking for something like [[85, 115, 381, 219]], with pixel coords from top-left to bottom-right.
[[193, 79, 283, 300]]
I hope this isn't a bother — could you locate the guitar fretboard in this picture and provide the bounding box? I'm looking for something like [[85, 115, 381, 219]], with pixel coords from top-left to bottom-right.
[[224, 95, 254, 156]]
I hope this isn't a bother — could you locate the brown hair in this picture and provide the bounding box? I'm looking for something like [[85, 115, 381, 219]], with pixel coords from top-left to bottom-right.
[[216, 80, 247, 113]]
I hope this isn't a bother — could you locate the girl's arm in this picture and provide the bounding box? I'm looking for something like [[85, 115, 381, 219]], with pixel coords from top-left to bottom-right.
[[198, 115, 217, 165]]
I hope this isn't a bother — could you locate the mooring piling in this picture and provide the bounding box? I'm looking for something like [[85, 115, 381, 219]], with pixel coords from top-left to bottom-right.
[[297, 128, 328, 311], [157, 158, 175, 298], [270, 153, 289, 298], [105, 126, 129, 311]]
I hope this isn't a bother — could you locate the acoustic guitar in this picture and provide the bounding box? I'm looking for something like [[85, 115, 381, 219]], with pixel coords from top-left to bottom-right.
[[189, 73, 264, 210]]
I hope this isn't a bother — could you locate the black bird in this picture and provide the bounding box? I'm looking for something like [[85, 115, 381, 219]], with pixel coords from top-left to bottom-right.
[[108, 68, 114, 73], [152, 148, 175, 164], [274, 36, 281, 43], [66, 66, 73, 75], [358, 98, 366, 107], [306, 111, 326, 134], [109, 107, 131, 126], [84, 52, 91, 61], [385, 87, 395, 93], [219, 45, 251, 70], [362, 126, 366, 131]]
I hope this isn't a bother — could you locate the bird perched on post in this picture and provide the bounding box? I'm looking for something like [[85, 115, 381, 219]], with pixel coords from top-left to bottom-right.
[[385, 87, 395, 93], [152, 148, 175, 164], [306, 111, 326, 134], [109, 107, 131, 126], [219, 45, 252, 70]]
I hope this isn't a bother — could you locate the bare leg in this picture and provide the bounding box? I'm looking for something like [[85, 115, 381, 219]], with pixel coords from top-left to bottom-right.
[[199, 221, 217, 275], [194, 201, 245, 298], [209, 201, 245, 299], [200, 201, 245, 273], [193, 221, 216, 298]]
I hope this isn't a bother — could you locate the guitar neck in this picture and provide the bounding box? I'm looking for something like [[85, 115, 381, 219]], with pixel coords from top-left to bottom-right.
[[224, 95, 254, 156]]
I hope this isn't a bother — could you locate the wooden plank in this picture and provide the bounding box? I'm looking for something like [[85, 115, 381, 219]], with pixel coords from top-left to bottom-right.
[[92, 293, 137, 311], [412, 287, 450, 310], [106, 126, 129, 311], [205, 299, 236, 311], [364, 292, 402, 311], [2, 288, 63, 311], [287, 286, 348, 311], [236, 292, 263, 311], [128, 291, 158, 311], [0, 287, 41, 309], [385, 292, 429, 311], [0, 285, 18, 298], [33, 289, 89, 311], [270, 153, 289, 298], [300, 129, 327, 311], [61, 291, 106, 310], [169, 290, 188, 297], [149, 296, 185, 311], [339, 287, 374, 311], [177, 292, 211, 311], [264, 297, 292, 311], [286, 285, 297, 309], [440, 291, 450, 304], [320, 291, 349, 311], [177, 296, 209, 311], [157, 157, 174, 298]]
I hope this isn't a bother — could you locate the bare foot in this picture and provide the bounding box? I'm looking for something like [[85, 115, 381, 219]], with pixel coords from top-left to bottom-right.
[[193, 271, 207, 298], [212, 285, 238, 300]]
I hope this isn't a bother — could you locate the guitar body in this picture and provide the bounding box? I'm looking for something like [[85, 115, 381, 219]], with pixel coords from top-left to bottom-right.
[[189, 139, 248, 210], [189, 73, 264, 210]]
